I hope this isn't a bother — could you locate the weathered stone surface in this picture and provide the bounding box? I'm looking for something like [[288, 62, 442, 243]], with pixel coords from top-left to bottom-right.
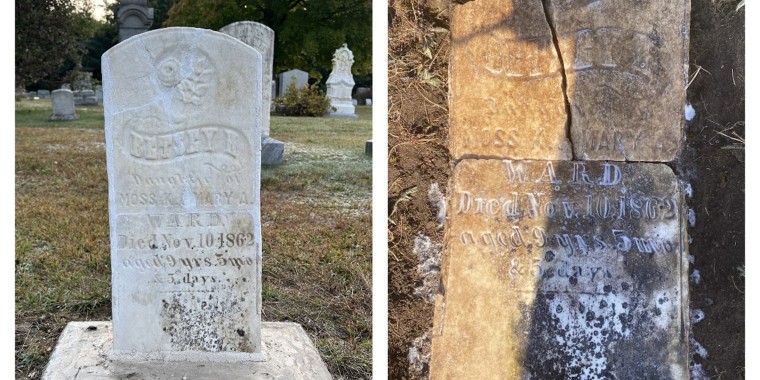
[[546, 0, 690, 161], [261, 137, 284, 165], [277, 69, 308, 97], [74, 89, 98, 106], [102, 27, 264, 358], [116, 0, 154, 42], [430, 160, 689, 379], [220, 21, 275, 138], [42, 321, 332, 380], [326, 44, 357, 119], [49, 89, 78, 121], [449, 0, 571, 160]]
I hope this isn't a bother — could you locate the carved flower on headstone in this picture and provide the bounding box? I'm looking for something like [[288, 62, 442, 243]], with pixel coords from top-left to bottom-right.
[[158, 58, 182, 87], [177, 58, 212, 105]]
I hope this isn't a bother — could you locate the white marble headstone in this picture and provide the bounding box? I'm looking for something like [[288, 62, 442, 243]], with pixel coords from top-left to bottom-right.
[[102, 27, 264, 360], [220, 21, 274, 139]]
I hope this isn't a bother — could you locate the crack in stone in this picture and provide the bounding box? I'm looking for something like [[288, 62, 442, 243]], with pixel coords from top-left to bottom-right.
[[541, 0, 574, 158]]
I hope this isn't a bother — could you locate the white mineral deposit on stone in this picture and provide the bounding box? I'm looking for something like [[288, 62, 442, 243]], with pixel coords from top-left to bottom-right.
[[687, 208, 696, 227], [413, 234, 441, 303], [690, 269, 702, 285], [685, 103, 696, 121], [683, 181, 693, 198], [407, 331, 431, 375], [688, 254, 695, 264], [690, 363, 710, 380], [690, 309, 705, 324], [691, 336, 709, 359], [427, 183, 445, 228]]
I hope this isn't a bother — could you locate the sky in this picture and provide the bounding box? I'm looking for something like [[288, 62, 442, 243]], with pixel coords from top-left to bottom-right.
[[84, 0, 113, 21]]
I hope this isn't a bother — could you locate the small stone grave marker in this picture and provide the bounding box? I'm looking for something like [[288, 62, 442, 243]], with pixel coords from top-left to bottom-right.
[[49, 89, 78, 121], [430, 160, 689, 379], [277, 69, 308, 97]]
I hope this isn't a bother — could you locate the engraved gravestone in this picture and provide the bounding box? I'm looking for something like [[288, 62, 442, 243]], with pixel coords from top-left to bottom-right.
[[326, 43, 357, 119], [430, 160, 689, 379], [103, 27, 264, 358], [41, 27, 331, 379], [220, 21, 285, 165], [545, 0, 690, 161], [449, 0, 572, 160], [49, 88, 78, 121], [277, 69, 308, 97]]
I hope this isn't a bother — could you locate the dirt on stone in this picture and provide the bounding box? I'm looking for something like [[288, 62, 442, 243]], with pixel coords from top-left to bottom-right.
[[387, 0, 745, 379]]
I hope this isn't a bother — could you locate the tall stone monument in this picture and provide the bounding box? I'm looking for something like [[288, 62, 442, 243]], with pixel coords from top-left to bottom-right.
[[116, 0, 154, 42], [326, 44, 357, 119], [41, 27, 330, 379], [220, 21, 285, 165], [49, 88, 78, 121], [431, 0, 691, 378]]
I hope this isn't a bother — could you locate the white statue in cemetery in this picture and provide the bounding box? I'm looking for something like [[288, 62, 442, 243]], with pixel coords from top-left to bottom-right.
[[326, 43, 357, 119]]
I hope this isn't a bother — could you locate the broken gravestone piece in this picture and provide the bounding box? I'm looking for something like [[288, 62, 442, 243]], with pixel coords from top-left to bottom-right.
[[546, 0, 690, 161], [431, 159, 689, 379], [449, 0, 572, 160]]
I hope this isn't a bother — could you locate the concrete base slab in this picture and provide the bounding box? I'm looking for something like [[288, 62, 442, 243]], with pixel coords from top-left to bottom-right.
[[42, 321, 332, 380], [49, 114, 79, 121], [262, 137, 285, 165]]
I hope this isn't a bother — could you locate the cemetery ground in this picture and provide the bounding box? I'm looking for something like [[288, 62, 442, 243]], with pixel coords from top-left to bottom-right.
[[389, 0, 744, 379], [15, 100, 373, 379]]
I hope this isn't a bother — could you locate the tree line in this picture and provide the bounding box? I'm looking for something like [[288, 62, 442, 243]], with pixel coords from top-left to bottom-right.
[[16, 0, 372, 90]]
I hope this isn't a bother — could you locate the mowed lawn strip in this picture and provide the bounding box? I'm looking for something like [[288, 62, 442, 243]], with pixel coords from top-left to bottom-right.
[[15, 99, 373, 379]]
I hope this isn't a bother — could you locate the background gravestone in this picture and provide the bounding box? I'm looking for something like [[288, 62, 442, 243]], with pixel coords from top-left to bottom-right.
[[74, 89, 98, 106], [353, 87, 372, 105], [41, 28, 330, 379], [431, 160, 689, 379], [116, 0, 154, 42], [49, 89, 78, 121], [95, 85, 103, 104], [220, 21, 284, 165], [277, 69, 308, 97], [326, 44, 357, 119], [38, 89, 50, 99]]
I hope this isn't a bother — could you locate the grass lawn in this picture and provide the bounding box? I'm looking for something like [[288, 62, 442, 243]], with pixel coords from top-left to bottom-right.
[[15, 99, 373, 379]]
